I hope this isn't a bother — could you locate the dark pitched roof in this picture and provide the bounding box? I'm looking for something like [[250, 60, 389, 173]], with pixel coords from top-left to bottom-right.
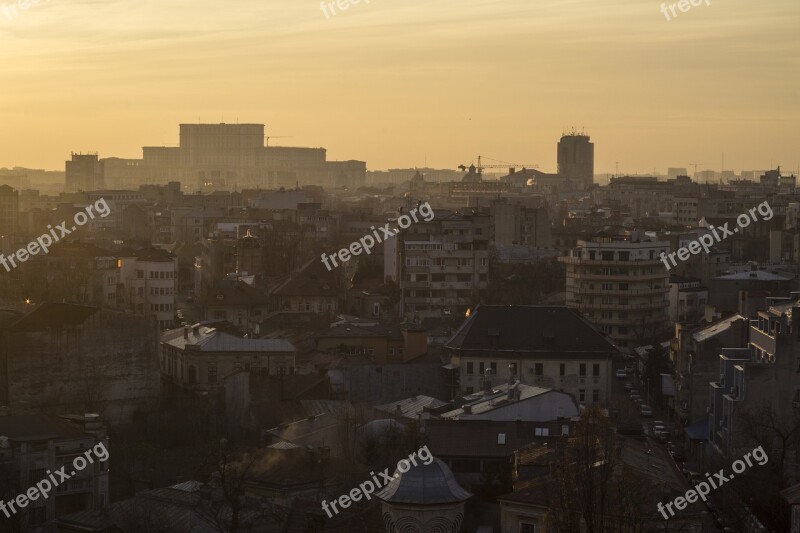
[[4, 302, 98, 332], [445, 305, 618, 357], [0, 413, 90, 442]]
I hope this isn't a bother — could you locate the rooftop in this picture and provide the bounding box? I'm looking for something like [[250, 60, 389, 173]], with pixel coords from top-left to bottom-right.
[[446, 305, 619, 357]]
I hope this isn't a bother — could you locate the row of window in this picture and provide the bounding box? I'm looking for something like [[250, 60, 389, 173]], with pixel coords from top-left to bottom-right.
[[466, 362, 601, 377], [151, 287, 174, 295], [151, 303, 173, 312], [136, 270, 176, 279]]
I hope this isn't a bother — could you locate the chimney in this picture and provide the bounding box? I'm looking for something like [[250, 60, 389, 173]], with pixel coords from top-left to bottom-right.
[[192, 325, 200, 336], [463, 404, 472, 414], [184, 327, 189, 340], [509, 167, 516, 175]]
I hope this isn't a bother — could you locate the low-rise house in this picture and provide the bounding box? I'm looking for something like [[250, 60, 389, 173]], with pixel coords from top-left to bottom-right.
[[315, 317, 428, 364], [160, 324, 295, 390], [204, 278, 270, 329]]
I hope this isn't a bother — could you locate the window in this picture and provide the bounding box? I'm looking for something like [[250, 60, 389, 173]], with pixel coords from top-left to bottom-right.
[[534, 428, 549, 436], [535, 363, 543, 376], [466, 362, 474, 375], [479, 362, 485, 375], [520, 522, 538, 533], [593, 364, 600, 377], [560, 363, 565, 376], [579, 364, 586, 376], [490, 362, 497, 374], [207, 365, 217, 384], [561, 425, 570, 436], [579, 389, 586, 402], [593, 389, 600, 402]]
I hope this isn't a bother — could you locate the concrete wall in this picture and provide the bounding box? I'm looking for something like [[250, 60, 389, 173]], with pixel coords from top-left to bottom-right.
[[1, 309, 161, 427]]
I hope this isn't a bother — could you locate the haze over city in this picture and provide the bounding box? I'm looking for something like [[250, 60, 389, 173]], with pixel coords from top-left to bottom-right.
[[1, 0, 798, 174], [2, 1, 800, 532]]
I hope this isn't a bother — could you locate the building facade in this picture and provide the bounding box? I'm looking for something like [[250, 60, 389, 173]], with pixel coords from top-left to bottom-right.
[[561, 236, 670, 350]]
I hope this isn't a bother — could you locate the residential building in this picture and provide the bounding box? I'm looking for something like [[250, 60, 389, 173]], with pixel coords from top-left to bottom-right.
[[444, 305, 618, 403], [160, 324, 296, 391], [0, 412, 110, 530], [271, 258, 342, 316], [490, 197, 552, 247], [315, 317, 428, 364], [669, 274, 709, 323], [118, 248, 178, 329], [204, 278, 270, 329], [709, 298, 800, 475], [561, 235, 670, 349], [384, 209, 490, 319]]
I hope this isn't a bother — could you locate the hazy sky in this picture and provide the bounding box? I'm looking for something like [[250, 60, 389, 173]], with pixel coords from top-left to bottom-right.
[[0, 0, 797, 175]]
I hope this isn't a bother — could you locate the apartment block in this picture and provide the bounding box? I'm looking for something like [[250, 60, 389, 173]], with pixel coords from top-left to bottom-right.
[[385, 209, 490, 319], [561, 236, 670, 349], [118, 248, 178, 330]]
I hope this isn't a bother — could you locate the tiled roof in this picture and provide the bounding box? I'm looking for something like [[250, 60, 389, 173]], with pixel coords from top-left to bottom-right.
[[5, 302, 98, 332]]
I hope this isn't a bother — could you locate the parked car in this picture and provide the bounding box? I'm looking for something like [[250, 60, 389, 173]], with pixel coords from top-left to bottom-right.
[[640, 405, 653, 417], [629, 389, 639, 396], [615, 369, 627, 379], [630, 394, 642, 403], [624, 382, 633, 391], [624, 366, 634, 373], [656, 431, 670, 444]]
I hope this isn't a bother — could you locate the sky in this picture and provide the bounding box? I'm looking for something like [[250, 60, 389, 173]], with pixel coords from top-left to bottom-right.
[[0, 0, 798, 176]]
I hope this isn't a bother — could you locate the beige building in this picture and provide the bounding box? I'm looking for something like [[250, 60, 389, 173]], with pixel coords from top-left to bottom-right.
[[561, 236, 670, 350], [444, 305, 618, 404], [160, 324, 296, 390]]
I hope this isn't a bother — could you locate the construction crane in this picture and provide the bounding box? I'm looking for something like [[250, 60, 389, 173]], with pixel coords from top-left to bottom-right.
[[265, 135, 293, 147], [459, 155, 539, 176], [689, 162, 708, 179]]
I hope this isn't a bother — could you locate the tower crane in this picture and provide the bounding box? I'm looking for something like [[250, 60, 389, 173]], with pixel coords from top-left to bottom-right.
[[458, 155, 539, 175]]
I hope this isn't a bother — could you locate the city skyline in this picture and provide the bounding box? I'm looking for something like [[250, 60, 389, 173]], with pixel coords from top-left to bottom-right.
[[0, 0, 797, 174]]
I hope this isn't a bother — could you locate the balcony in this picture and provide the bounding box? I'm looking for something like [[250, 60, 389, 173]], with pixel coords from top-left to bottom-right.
[[749, 325, 776, 355], [567, 272, 668, 282], [572, 287, 668, 296], [561, 257, 665, 267]]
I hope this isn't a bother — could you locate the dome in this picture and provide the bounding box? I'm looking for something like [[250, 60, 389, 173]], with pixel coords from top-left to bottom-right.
[[375, 458, 471, 505]]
